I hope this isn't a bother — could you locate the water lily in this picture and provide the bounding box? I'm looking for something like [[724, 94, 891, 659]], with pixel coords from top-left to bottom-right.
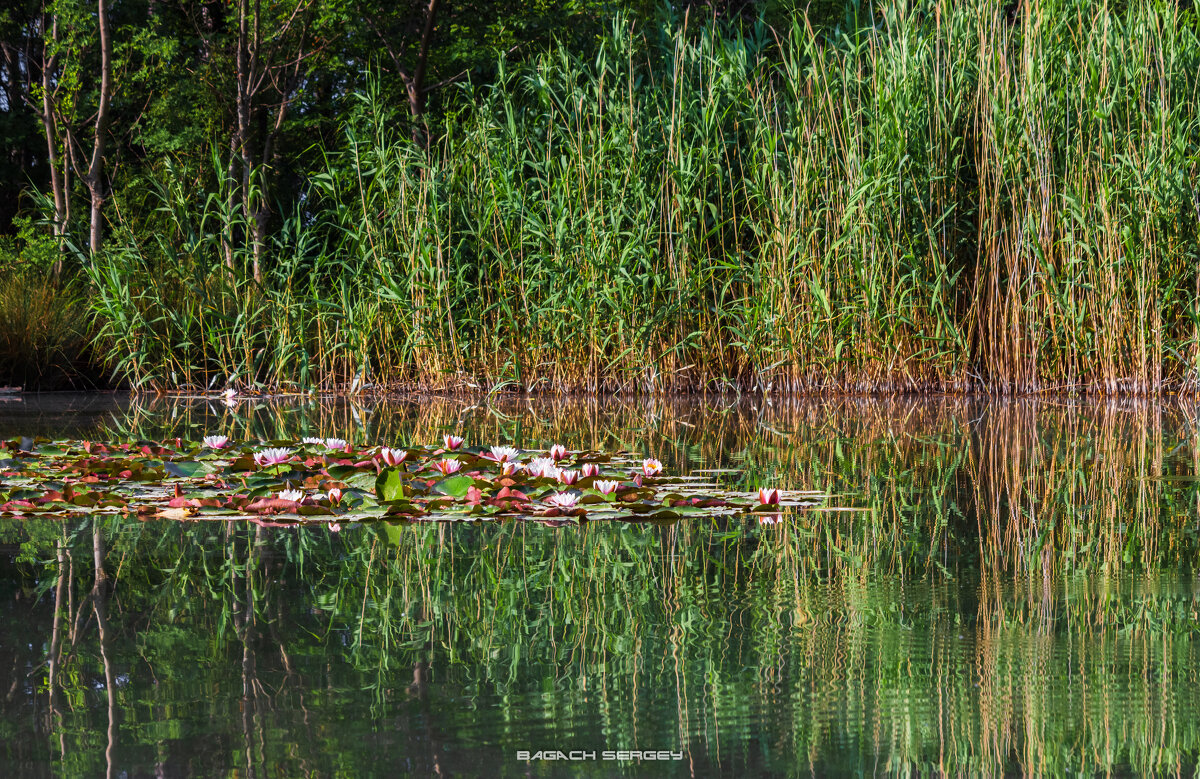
[[443, 434, 464, 450], [379, 448, 408, 466], [558, 469, 580, 485], [202, 435, 230, 449], [222, 388, 237, 399], [527, 457, 557, 478], [545, 492, 579, 509], [500, 460, 524, 476], [641, 458, 663, 477], [433, 458, 462, 475], [549, 444, 568, 461], [758, 487, 781, 505], [580, 463, 600, 477], [277, 488, 304, 502], [254, 448, 293, 467], [327, 487, 343, 505], [324, 438, 348, 450], [329, 522, 342, 533], [487, 445, 519, 462], [759, 514, 783, 526], [302, 437, 324, 445], [594, 480, 621, 495]]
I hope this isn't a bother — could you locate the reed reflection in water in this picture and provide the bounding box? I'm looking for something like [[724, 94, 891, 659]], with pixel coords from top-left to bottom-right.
[[1, 395, 1199, 775]]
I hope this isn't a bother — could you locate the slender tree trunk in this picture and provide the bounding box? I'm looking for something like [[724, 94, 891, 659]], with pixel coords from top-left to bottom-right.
[[85, 0, 113, 256], [234, 0, 264, 282], [408, 0, 439, 149], [37, 14, 67, 274]]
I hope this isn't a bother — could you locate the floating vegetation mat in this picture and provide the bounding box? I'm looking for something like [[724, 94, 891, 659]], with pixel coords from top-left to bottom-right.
[[0, 436, 831, 527]]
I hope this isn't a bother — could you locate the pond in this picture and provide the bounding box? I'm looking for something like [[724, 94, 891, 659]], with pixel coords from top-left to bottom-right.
[[2, 394, 1199, 776]]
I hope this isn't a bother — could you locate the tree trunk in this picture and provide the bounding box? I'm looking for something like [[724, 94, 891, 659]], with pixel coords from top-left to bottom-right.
[[85, 0, 113, 256], [37, 14, 67, 273], [409, 0, 439, 149]]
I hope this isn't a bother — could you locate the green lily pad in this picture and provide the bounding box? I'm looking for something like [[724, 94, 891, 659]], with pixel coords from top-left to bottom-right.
[[164, 461, 216, 478], [433, 474, 476, 498]]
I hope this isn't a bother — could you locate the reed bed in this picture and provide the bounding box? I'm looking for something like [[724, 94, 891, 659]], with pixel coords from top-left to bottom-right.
[[86, 0, 1200, 394]]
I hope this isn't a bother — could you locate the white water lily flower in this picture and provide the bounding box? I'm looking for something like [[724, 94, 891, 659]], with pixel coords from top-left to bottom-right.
[[527, 457, 556, 478], [558, 469, 580, 485], [641, 458, 663, 477], [758, 487, 781, 505], [549, 444, 568, 461], [379, 448, 407, 466], [324, 438, 348, 450], [580, 463, 600, 477], [594, 480, 621, 495], [277, 488, 304, 502], [500, 461, 524, 476], [545, 492, 579, 509], [302, 437, 324, 445], [759, 514, 783, 526], [443, 434, 464, 450], [488, 445, 519, 462], [433, 458, 462, 475], [202, 435, 230, 449], [254, 448, 293, 466]]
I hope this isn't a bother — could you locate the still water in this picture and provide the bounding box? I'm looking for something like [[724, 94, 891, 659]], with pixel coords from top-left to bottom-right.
[[2, 394, 1200, 777]]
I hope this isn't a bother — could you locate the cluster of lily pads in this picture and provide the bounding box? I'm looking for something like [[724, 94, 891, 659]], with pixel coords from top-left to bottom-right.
[[0, 434, 818, 528]]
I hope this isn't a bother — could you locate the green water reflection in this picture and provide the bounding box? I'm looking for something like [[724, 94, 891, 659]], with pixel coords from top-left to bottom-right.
[[2, 396, 1200, 776]]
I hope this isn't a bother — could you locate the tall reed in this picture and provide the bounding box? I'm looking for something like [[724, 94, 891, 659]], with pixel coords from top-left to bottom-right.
[[91, 0, 1200, 394]]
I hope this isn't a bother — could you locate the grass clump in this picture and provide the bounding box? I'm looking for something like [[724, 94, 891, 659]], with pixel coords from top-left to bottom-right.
[[0, 225, 96, 390]]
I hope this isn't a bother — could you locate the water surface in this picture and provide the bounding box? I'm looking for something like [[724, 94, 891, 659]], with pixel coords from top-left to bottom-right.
[[2, 394, 1199, 776]]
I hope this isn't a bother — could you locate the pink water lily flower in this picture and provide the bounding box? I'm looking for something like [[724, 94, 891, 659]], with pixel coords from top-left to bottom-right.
[[433, 458, 462, 475], [641, 458, 663, 477], [329, 522, 342, 533], [549, 444, 568, 461], [759, 514, 783, 526], [594, 480, 621, 495], [487, 445, 519, 462], [327, 488, 343, 505], [500, 460, 524, 476], [254, 448, 293, 467], [443, 434, 464, 450], [758, 487, 781, 505], [545, 492, 579, 509], [558, 469, 580, 485], [379, 448, 408, 466], [325, 438, 349, 450], [202, 435, 230, 449], [580, 463, 600, 477]]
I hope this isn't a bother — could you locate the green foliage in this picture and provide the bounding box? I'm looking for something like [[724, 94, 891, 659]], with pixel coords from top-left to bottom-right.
[[0, 217, 61, 276]]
